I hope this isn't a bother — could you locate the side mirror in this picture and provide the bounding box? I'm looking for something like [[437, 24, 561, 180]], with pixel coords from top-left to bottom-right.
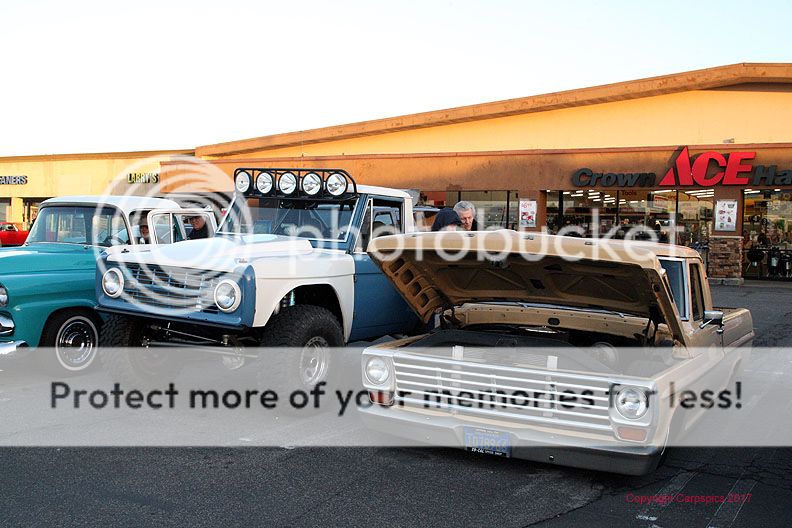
[[700, 310, 724, 330]]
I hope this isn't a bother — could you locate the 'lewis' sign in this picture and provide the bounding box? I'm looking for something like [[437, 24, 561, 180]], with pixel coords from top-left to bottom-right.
[[572, 147, 792, 188]]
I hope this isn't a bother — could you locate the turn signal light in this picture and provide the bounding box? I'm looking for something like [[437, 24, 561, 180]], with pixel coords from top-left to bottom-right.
[[368, 391, 394, 406], [616, 426, 648, 442]]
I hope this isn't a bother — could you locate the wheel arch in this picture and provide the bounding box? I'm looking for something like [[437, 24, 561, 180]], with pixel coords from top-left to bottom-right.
[[290, 284, 344, 329], [42, 306, 103, 337], [255, 279, 353, 340]]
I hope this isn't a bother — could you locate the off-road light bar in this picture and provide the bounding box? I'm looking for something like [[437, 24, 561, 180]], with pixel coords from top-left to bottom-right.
[[233, 168, 357, 198]]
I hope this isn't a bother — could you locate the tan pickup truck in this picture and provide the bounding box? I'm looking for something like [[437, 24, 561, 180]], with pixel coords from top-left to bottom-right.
[[360, 231, 754, 475]]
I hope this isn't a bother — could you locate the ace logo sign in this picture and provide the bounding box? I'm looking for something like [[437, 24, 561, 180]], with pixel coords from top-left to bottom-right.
[[658, 147, 756, 186], [658, 146, 792, 187], [572, 146, 792, 188]]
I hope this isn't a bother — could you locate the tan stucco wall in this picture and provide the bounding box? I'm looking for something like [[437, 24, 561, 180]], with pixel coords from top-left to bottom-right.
[[213, 88, 792, 159], [0, 152, 190, 223]]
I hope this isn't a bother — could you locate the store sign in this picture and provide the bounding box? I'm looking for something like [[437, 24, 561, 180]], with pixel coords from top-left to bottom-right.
[[572, 146, 792, 188], [127, 172, 160, 184], [572, 169, 656, 187], [0, 175, 28, 185]]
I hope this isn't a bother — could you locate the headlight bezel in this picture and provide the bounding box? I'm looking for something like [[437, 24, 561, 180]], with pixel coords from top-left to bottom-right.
[[614, 386, 649, 420], [364, 356, 391, 385], [214, 279, 242, 313], [101, 268, 125, 298]]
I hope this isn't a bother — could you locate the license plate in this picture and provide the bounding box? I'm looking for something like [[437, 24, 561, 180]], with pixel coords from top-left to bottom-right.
[[463, 427, 511, 457]]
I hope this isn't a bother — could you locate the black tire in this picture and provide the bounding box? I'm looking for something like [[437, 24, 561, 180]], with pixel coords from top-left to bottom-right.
[[99, 314, 182, 387], [38, 309, 101, 374], [256, 305, 344, 414]]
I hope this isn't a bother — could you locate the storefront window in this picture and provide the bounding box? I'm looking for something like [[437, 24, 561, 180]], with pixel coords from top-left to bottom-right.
[[677, 191, 713, 249], [23, 198, 48, 230], [548, 190, 679, 241], [743, 189, 792, 246], [546, 191, 560, 233], [560, 190, 618, 236], [617, 190, 677, 242], [444, 190, 519, 229], [0, 199, 9, 222]]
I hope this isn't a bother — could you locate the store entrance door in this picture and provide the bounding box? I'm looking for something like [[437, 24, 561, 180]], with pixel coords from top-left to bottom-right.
[[23, 198, 48, 230]]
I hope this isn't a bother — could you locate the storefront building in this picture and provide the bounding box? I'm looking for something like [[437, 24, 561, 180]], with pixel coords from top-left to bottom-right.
[[176, 63, 792, 282], [0, 150, 192, 229], [4, 63, 792, 283]]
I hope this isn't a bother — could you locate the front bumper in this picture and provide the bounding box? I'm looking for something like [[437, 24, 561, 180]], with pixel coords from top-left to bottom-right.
[[0, 340, 29, 358], [0, 313, 15, 337], [360, 405, 663, 476]]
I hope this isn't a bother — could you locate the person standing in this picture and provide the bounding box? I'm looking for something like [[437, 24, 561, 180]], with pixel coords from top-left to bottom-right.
[[430, 208, 462, 231], [453, 201, 478, 231]]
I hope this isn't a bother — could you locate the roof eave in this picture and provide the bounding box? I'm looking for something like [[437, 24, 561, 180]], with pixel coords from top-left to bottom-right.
[[196, 63, 792, 158]]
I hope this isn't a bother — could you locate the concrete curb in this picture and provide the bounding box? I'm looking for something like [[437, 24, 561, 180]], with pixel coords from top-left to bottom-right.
[[708, 278, 745, 286]]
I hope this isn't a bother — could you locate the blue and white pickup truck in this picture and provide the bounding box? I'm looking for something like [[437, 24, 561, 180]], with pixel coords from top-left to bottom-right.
[[96, 168, 420, 389]]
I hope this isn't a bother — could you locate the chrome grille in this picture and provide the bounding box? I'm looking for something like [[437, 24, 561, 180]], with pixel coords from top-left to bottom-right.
[[392, 352, 613, 433], [121, 263, 223, 314]]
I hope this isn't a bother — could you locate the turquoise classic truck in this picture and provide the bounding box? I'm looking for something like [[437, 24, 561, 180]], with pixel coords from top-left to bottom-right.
[[0, 195, 214, 373]]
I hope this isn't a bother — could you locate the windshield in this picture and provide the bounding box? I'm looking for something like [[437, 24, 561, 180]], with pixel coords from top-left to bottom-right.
[[27, 206, 130, 247], [219, 196, 358, 241]]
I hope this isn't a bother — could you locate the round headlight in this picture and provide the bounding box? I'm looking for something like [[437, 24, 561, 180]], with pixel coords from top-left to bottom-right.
[[102, 268, 124, 298], [615, 387, 648, 419], [0, 285, 8, 307], [365, 357, 390, 385], [301, 172, 322, 196], [235, 171, 251, 193], [326, 173, 348, 196], [256, 172, 274, 194], [278, 172, 297, 195], [214, 280, 241, 312]]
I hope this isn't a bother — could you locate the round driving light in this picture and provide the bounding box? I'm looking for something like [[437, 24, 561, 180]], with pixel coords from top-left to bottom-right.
[[102, 268, 124, 298], [256, 172, 274, 194], [365, 357, 390, 385], [0, 285, 8, 307], [615, 387, 648, 419], [301, 172, 322, 196], [278, 172, 297, 195], [214, 280, 241, 312], [326, 173, 348, 196], [235, 171, 251, 193]]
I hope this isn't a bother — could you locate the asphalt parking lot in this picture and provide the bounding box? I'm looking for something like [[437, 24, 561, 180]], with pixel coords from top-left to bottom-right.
[[0, 281, 790, 527]]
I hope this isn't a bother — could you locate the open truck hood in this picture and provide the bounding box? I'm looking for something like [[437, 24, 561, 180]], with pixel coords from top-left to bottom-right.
[[368, 231, 688, 345]]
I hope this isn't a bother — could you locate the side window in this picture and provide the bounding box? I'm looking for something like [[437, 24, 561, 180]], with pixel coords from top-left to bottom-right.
[[659, 259, 687, 320], [371, 199, 403, 238], [150, 213, 174, 244], [689, 263, 705, 321]]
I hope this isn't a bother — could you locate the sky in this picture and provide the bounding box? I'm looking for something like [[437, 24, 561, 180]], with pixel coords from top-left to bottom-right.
[[1, 0, 790, 156]]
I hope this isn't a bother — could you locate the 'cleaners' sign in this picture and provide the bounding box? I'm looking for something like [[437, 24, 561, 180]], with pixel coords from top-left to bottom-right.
[[572, 147, 792, 187]]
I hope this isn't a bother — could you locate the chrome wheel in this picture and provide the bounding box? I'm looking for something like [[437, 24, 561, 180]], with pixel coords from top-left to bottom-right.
[[55, 315, 99, 371], [299, 336, 330, 385]]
